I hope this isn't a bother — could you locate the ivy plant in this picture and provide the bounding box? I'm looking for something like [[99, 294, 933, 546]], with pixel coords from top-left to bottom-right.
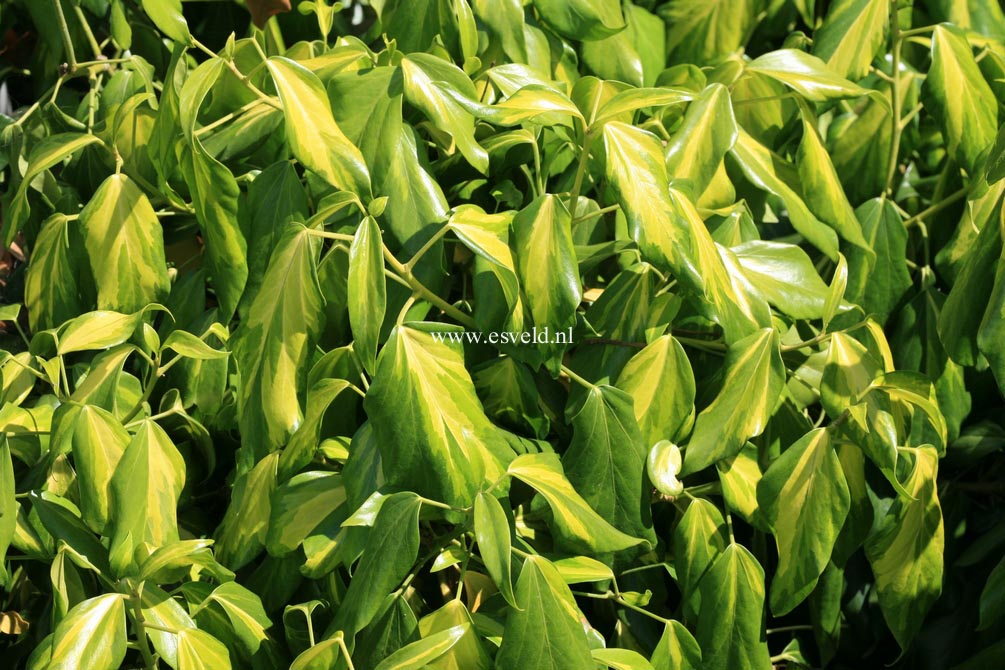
[[0, 0, 1004, 668]]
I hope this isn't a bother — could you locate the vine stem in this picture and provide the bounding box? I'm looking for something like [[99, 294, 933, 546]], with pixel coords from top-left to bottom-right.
[[571, 590, 673, 626], [572, 203, 620, 226], [405, 222, 451, 270], [382, 245, 476, 328], [566, 132, 595, 214], [53, 0, 77, 71], [766, 624, 815, 635], [129, 587, 158, 670], [561, 365, 596, 390], [902, 186, 967, 228], [884, 0, 903, 195]]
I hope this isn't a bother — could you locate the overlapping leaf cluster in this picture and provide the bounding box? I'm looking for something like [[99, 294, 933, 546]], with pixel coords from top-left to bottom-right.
[[0, 0, 1004, 668]]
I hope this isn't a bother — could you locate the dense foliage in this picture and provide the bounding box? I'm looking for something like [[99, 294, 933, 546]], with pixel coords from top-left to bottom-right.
[[1, 0, 1004, 668]]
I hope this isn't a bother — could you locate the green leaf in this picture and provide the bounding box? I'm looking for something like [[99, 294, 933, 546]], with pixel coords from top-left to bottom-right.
[[480, 86, 583, 127], [140, 0, 191, 43], [508, 452, 646, 554], [673, 498, 727, 617], [244, 161, 310, 311], [55, 307, 149, 354], [979, 556, 1005, 630], [4, 133, 101, 246], [24, 214, 92, 332], [266, 57, 372, 197], [290, 634, 349, 670], [335, 492, 422, 635], [758, 429, 850, 615], [828, 86, 893, 204], [665, 84, 737, 201], [717, 443, 763, 525], [512, 195, 580, 370], [732, 241, 830, 320], [615, 335, 695, 446], [531, 0, 625, 41], [278, 379, 354, 480], [564, 385, 654, 542], [593, 87, 693, 125], [472, 0, 526, 62], [551, 556, 615, 584], [375, 623, 470, 670], [175, 627, 232, 670], [400, 54, 488, 173], [849, 198, 911, 321], [0, 439, 15, 582], [161, 330, 229, 361], [672, 191, 771, 341], [417, 600, 490, 670], [746, 49, 871, 102], [134, 584, 196, 669], [65, 404, 129, 534], [327, 66, 450, 266], [47, 594, 127, 670], [198, 582, 271, 654], [940, 209, 1002, 367], [108, 420, 186, 576], [661, 0, 755, 65], [80, 174, 170, 313], [178, 58, 248, 321], [215, 452, 278, 570], [812, 0, 888, 80], [796, 110, 871, 253], [681, 328, 785, 476], [923, 24, 999, 174], [651, 620, 701, 670], [592, 648, 656, 670], [495, 554, 595, 670], [695, 544, 772, 670], [354, 598, 420, 669], [978, 252, 1005, 398], [364, 324, 513, 507], [267, 471, 346, 556], [603, 122, 697, 285], [864, 446, 944, 650], [348, 216, 386, 375], [581, 4, 664, 87], [233, 225, 324, 459], [474, 492, 516, 607], [729, 129, 840, 260], [139, 539, 232, 584], [31, 493, 111, 575]]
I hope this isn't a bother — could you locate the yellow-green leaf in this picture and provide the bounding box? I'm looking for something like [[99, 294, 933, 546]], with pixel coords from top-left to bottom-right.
[[108, 420, 186, 576], [348, 217, 386, 374], [615, 335, 695, 446], [4, 133, 101, 246], [80, 174, 170, 313], [681, 329, 785, 475], [864, 446, 944, 650], [233, 225, 324, 459], [923, 24, 999, 174], [694, 544, 771, 670], [47, 594, 127, 670], [141, 0, 191, 43], [364, 324, 514, 507], [812, 0, 888, 80], [747, 49, 871, 101], [400, 54, 489, 173], [507, 452, 646, 554], [757, 429, 850, 615], [495, 554, 595, 670], [266, 57, 372, 197]]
